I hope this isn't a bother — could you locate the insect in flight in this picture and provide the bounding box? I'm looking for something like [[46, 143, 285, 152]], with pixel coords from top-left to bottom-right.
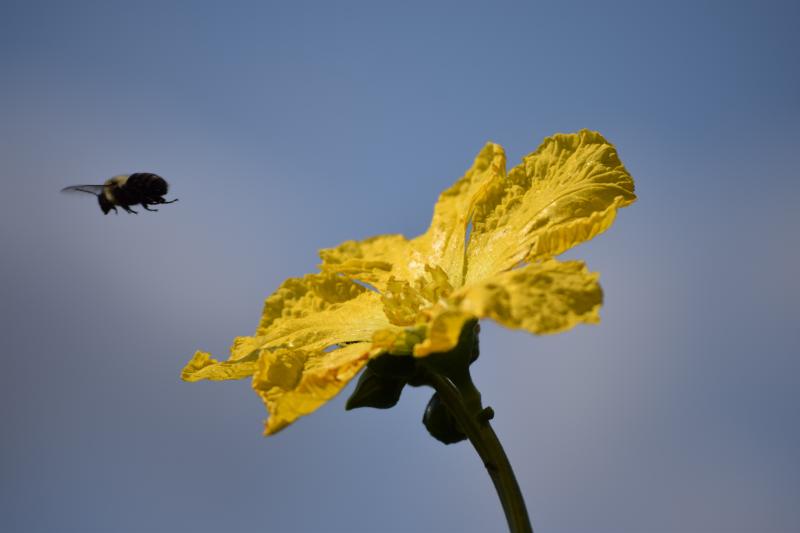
[[61, 173, 178, 214]]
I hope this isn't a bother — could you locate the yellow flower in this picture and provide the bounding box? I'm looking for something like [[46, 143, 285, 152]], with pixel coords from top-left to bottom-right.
[[182, 130, 636, 435]]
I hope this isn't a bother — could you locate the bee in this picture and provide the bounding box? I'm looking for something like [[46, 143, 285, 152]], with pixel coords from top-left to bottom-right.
[[61, 173, 178, 214]]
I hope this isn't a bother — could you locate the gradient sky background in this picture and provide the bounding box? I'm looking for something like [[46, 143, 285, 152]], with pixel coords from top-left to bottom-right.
[[1, 1, 798, 532]]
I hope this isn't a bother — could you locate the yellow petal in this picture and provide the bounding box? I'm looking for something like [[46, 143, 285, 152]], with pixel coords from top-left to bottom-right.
[[319, 143, 506, 291], [371, 325, 427, 354], [465, 130, 635, 284], [413, 143, 506, 287], [182, 273, 392, 382], [255, 273, 392, 349], [181, 351, 245, 381], [318, 234, 419, 291], [454, 259, 603, 335], [180, 337, 262, 381], [252, 342, 373, 435], [412, 309, 473, 357]]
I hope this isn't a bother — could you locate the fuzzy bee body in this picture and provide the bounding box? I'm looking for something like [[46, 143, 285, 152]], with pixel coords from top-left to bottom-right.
[[62, 173, 178, 214]]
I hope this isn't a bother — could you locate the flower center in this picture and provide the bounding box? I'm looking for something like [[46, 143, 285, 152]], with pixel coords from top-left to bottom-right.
[[381, 264, 454, 326]]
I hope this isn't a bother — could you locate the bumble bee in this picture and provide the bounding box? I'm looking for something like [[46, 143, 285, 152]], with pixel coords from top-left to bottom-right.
[[61, 173, 178, 214]]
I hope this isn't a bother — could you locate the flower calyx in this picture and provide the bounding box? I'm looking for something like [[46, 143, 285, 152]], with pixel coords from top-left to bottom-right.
[[346, 321, 485, 446]]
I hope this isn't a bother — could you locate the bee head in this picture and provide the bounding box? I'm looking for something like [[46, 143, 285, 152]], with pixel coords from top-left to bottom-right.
[[98, 194, 114, 214]]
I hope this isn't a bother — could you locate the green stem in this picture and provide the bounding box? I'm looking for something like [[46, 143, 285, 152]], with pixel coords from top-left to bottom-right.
[[423, 370, 533, 533]]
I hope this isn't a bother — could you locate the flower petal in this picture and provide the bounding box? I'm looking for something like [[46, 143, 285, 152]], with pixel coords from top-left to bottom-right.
[[413, 142, 506, 287], [318, 143, 506, 291], [182, 273, 392, 382], [412, 309, 473, 357], [181, 336, 263, 381], [252, 342, 373, 435], [318, 234, 419, 291], [181, 351, 258, 382], [254, 273, 390, 348], [372, 325, 427, 355], [455, 259, 603, 335], [465, 130, 635, 284]]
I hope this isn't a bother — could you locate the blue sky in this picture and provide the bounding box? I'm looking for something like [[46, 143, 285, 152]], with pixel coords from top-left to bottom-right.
[[1, 1, 798, 532]]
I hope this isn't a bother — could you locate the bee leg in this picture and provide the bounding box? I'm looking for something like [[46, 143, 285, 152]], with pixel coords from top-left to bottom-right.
[[161, 198, 179, 204], [142, 204, 158, 212], [123, 206, 138, 214]]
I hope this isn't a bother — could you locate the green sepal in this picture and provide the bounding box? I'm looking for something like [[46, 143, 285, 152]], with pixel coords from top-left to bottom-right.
[[345, 367, 406, 410], [423, 392, 466, 444], [368, 353, 418, 380]]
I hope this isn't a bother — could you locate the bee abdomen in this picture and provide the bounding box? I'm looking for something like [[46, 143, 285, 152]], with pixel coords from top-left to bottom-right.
[[126, 173, 169, 198]]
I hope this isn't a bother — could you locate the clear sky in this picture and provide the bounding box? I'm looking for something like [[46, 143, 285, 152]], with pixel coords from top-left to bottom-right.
[[1, 1, 798, 532]]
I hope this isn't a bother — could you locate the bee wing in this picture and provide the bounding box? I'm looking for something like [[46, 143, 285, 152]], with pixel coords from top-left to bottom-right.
[[61, 184, 106, 196]]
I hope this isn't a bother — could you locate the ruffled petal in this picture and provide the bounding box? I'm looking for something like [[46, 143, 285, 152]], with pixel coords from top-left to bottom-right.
[[413, 143, 506, 287], [412, 309, 473, 357], [252, 342, 373, 435], [254, 273, 390, 347], [181, 273, 392, 383], [181, 351, 259, 382], [319, 143, 506, 291], [464, 130, 635, 284], [455, 259, 603, 335], [371, 325, 427, 355], [318, 234, 419, 291], [181, 336, 264, 381]]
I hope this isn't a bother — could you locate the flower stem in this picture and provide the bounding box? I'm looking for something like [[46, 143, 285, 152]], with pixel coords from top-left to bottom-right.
[[423, 369, 533, 533]]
